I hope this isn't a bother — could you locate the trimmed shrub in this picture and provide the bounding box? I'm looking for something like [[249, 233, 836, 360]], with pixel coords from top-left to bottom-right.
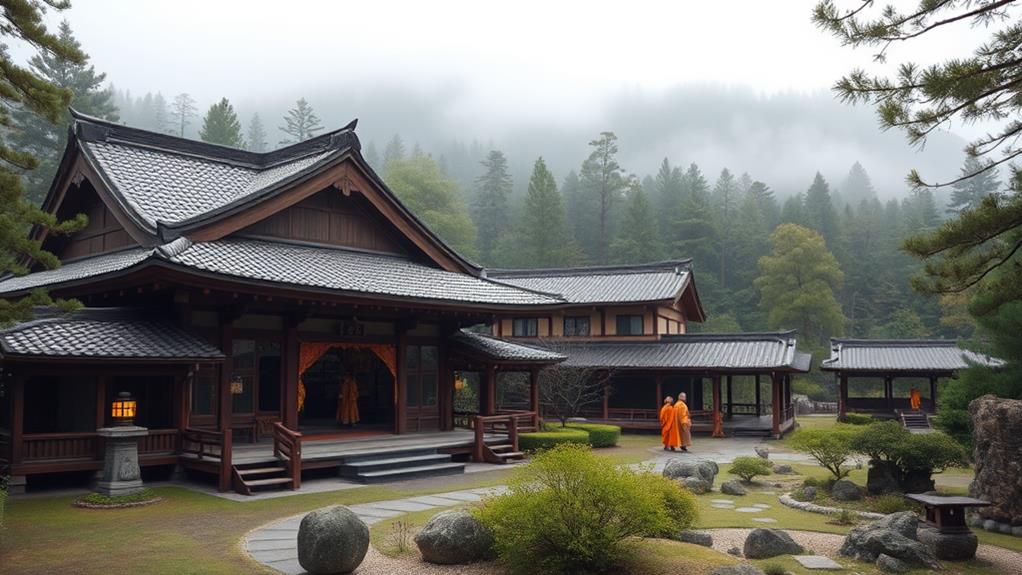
[[518, 427, 589, 452], [763, 563, 786, 575], [476, 444, 696, 574], [728, 456, 773, 483], [872, 494, 921, 515], [789, 427, 857, 479], [565, 423, 621, 448], [802, 477, 819, 488], [838, 412, 874, 425]]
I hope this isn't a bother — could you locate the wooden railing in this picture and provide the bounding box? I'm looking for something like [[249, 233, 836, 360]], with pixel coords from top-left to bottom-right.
[[727, 403, 766, 415], [22, 432, 99, 461], [182, 427, 232, 492], [138, 429, 179, 454], [471, 412, 535, 463], [272, 422, 302, 490]]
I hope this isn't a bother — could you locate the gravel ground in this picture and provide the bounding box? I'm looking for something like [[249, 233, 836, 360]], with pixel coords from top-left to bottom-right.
[[353, 547, 501, 575]]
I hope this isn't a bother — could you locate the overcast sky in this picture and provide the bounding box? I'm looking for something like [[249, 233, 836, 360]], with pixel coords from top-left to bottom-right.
[[31, 1, 1006, 196]]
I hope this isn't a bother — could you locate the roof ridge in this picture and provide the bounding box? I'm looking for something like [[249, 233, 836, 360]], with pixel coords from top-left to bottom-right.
[[662, 330, 798, 342], [486, 259, 693, 278], [830, 338, 960, 347]]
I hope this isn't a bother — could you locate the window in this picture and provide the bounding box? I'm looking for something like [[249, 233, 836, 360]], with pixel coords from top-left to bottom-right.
[[405, 345, 439, 407], [512, 318, 538, 337], [616, 314, 644, 335], [563, 316, 591, 336], [191, 365, 218, 417], [257, 341, 282, 413]]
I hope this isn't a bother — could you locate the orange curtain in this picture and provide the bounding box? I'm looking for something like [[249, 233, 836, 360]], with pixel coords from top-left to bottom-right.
[[297, 342, 398, 412]]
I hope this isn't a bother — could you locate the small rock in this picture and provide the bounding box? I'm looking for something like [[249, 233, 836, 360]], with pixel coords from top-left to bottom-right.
[[727, 546, 743, 557], [712, 563, 765, 575], [675, 529, 713, 547], [1013, 526, 1022, 537], [773, 482, 784, 488], [998, 522, 1013, 534], [682, 476, 711, 494], [801, 486, 818, 501], [876, 553, 909, 573], [772, 463, 794, 474], [755, 446, 770, 459], [743, 528, 805, 559], [831, 479, 863, 501], [297, 505, 370, 575], [664, 459, 718, 483], [721, 479, 748, 496], [414, 510, 494, 565]]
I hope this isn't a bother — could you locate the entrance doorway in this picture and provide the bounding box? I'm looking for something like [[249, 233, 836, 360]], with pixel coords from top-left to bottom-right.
[[299, 347, 395, 435]]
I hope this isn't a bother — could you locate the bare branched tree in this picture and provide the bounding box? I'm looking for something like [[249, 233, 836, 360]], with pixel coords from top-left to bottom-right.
[[536, 343, 613, 426]]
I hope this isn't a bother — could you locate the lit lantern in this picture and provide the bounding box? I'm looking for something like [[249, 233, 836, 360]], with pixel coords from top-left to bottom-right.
[[111, 391, 137, 426], [230, 376, 244, 395], [454, 372, 466, 391]]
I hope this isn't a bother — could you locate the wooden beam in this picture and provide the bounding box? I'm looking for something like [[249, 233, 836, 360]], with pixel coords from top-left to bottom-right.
[[711, 374, 724, 438], [929, 376, 938, 415], [655, 371, 663, 410], [11, 374, 24, 465], [838, 374, 848, 418], [530, 368, 540, 424], [218, 318, 234, 434], [726, 375, 733, 418], [755, 374, 762, 416], [602, 379, 609, 419], [771, 373, 782, 437], [395, 327, 408, 434], [283, 317, 300, 431]]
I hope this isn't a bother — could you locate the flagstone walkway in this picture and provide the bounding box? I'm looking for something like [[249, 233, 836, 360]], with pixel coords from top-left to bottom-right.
[[245, 485, 508, 575]]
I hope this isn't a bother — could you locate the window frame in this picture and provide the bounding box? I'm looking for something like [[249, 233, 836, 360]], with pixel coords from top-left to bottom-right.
[[512, 317, 539, 337], [563, 315, 591, 337], [615, 314, 644, 336]]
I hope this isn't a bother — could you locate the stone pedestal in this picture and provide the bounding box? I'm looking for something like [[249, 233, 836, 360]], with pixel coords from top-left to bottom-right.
[[918, 525, 978, 560], [94, 426, 148, 497]]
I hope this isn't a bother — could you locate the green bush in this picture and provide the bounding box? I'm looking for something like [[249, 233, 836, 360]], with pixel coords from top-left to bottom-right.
[[728, 456, 773, 483], [475, 444, 696, 574], [518, 427, 590, 452], [802, 477, 819, 488], [788, 427, 857, 479], [763, 563, 786, 575], [565, 423, 621, 448], [852, 420, 909, 462], [838, 412, 874, 425], [872, 494, 920, 515], [850, 422, 969, 492], [897, 431, 969, 474]]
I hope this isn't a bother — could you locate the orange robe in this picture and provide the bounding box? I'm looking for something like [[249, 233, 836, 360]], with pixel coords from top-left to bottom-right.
[[660, 404, 680, 448], [337, 376, 360, 424], [910, 389, 921, 411], [674, 400, 692, 447]]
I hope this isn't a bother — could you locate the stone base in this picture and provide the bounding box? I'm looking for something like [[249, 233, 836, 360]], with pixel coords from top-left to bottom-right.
[[6, 475, 26, 495], [918, 526, 978, 560], [94, 425, 147, 497], [95, 478, 145, 497]]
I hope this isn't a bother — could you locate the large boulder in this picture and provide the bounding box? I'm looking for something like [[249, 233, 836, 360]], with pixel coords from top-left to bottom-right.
[[917, 525, 979, 560], [663, 459, 718, 484], [867, 460, 902, 495], [414, 510, 494, 565], [675, 529, 713, 547], [712, 564, 766, 575], [839, 512, 940, 570], [772, 463, 794, 475], [742, 528, 805, 559], [969, 395, 1022, 527], [876, 553, 909, 573], [831, 479, 863, 501], [721, 479, 747, 496], [682, 476, 711, 494], [297, 506, 370, 575]]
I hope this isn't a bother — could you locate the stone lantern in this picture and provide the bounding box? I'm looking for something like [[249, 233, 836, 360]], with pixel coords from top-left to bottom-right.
[[95, 391, 149, 496]]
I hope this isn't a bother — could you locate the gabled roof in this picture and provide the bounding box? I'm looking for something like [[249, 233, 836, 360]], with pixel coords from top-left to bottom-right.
[[0, 307, 224, 362], [0, 238, 563, 308], [820, 338, 1004, 373], [487, 260, 705, 319], [450, 330, 566, 364], [526, 331, 808, 372]]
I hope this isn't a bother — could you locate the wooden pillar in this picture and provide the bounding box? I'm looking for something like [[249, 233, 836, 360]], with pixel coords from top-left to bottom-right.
[[655, 371, 663, 407], [529, 368, 540, 422], [755, 374, 762, 416], [218, 320, 234, 434], [438, 337, 452, 431], [711, 374, 724, 438], [770, 372, 782, 437], [885, 376, 893, 412], [481, 365, 496, 416], [838, 374, 848, 418], [175, 371, 190, 434], [283, 316, 300, 431], [929, 376, 938, 414], [95, 375, 108, 431], [602, 378, 609, 419], [396, 328, 408, 434], [725, 375, 733, 418], [784, 374, 792, 417]]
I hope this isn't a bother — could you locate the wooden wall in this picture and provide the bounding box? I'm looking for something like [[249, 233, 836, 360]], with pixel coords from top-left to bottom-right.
[[59, 195, 134, 260], [493, 303, 687, 339], [240, 189, 406, 254]]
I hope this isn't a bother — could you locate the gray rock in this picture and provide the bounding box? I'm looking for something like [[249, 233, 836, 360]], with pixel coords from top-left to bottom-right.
[[983, 519, 998, 531], [727, 546, 743, 556], [676, 529, 713, 547], [755, 446, 770, 459], [682, 476, 711, 494], [743, 528, 805, 559], [831, 479, 863, 501], [839, 513, 940, 569], [876, 553, 909, 573], [297, 506, 370, 575], [998, 522, 1013, 534], [772, 463, 794, 474], [867, 460, 902, 495], [969, 395, 1022, 528], [1013, 526, 1022, 537], [801, 486, 818, 501], [917, 525, 978, 560], [721, 479, 747, 496], [712, 563, 766, 575], [414, 510, 494, 565], [664, 459, 717, 484]]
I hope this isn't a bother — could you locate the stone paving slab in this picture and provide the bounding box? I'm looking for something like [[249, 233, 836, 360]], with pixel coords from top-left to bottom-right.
[[249, 548, 298, 564], [345, 505, 404, 518], [711, 503, 734, 509], [793, 555, 843, 570], [711, 499, 734, 504], [406, 495, 468, 506], [735, 507, 764, 513], [752, 503, 771, 509], [433, 491, 482, 502], [248, 539, 298, 552], [752, 517, 778, 523], [364, 500, 436, 513]]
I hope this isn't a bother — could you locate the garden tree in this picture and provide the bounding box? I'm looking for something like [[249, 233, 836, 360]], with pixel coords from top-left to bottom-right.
[[789, 427, 857, 479], [382, 134, 405, 166], [278, 97, 323, 144], [169, 92, 197, 137], [578, 131, 626, 264], [246, 113, 268, 152], [521, 157, 572, 267], [363, 141, 380, 171], [803, 172, 839, 246], [471, 150, 513, 263], [780, 193, 805, 226], [653, 157, 683, 240], [674, 165, 718, 277], [748, 180, 780, 230], [872, 307, 929, 339], [947, 156, 1001, 214], [411, 142, 424, 158], [728, 456, 773, 483], [0, 0, 89, 324], [756, 224, 846, 347], [198, 98, 243, 148], [536, 344, 611, 426], [383, 155, 477, 257], [611, 179, 661, 264], [712, 168, 740, 288], [839, 161, 877, 206], [10, 20, 117, 204], [561, 169, 588, 255]]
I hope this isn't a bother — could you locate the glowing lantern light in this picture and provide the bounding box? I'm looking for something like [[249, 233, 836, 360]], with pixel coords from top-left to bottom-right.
[[111, 391, 137, 426]]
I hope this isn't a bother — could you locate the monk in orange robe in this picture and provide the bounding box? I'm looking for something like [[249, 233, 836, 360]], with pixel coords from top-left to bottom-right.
[[337, 374, 360, 426], [675, 392, 692, 452], [909, 387, 921, 411], [660, 396, 680, 451]]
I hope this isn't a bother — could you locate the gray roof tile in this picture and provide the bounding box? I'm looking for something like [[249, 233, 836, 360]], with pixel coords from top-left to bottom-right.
[[488, 261, 691, 304], [451, 331, 566, 363], [0, 307, 224, 361], [820, 339, 1003, 372], [0, 248, 153, 294]]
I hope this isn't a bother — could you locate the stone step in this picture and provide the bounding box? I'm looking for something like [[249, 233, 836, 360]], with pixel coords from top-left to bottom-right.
[[353, 462, 466, 484], [339, 453, 451, 475], [495, 451, 524, 460], [339, 446, 439, 464], [237, 466, 287, 476], [241, 477, 294, 488]]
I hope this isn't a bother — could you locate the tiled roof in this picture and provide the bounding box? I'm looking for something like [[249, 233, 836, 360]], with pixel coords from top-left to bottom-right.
[[528, 331, 808, 371], [0, 238, 563, 307], [487, 261, 692, 304], [451, 331, 566, 364], [820, 339, 1004, 372], [0, 307, 224, 361]]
